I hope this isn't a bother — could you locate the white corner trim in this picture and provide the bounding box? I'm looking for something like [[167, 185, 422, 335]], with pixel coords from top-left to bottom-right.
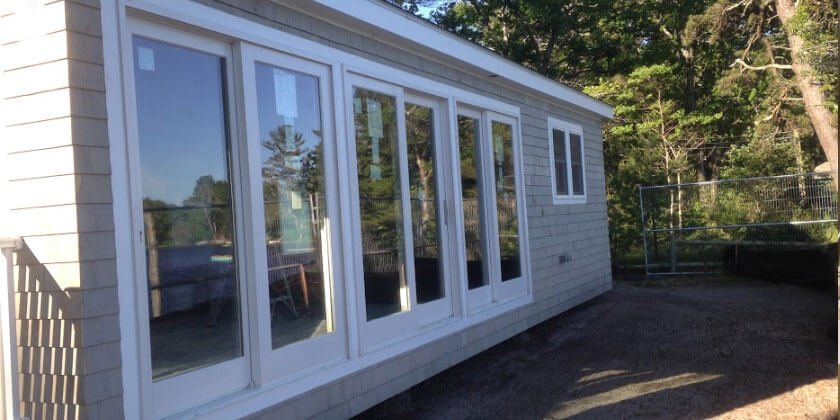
[[273, 0, 613, 120], [102, 1, 144, 418]]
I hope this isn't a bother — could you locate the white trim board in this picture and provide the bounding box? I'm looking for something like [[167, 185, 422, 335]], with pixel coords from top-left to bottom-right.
[[101, 1, 145, 418], [124, 0, 521, 119], [274, 0, 614, 120]]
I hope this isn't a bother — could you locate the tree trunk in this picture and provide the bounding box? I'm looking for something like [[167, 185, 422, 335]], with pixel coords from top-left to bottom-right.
[[676, 171, 683, 229], [775, 0, 839, 180]]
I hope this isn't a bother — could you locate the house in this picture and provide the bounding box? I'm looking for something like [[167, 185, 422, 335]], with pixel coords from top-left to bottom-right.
[[0, 1, 613, 418]]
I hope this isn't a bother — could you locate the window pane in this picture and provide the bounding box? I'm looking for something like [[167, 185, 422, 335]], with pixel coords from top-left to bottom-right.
[[406, 103, 444, 304], [255, 63, 331, 349], [570, 133, 584, 195], [553, 129, 568, 196], [133, 36, 242, 380], [492, 121, 521, 281], [458, 116, 487, 289], [353, 88, 407, 320]]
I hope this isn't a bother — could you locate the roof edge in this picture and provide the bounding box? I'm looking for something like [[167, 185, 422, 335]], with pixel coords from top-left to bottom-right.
[[276, 0, 613, 119]]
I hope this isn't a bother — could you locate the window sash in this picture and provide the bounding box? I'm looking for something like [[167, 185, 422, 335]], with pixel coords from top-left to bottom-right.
[[553, 129, 569, 196], [549, 119, 586, 202], [570, 133, 584, 196], [239, 43, 347, 382], [125, 20, 251, 418]]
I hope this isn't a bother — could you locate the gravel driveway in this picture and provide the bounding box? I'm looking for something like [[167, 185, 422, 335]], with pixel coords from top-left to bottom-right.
[[356, 278, 837, 419]]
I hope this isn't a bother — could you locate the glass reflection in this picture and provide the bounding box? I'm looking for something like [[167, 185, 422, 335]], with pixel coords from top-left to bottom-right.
[[255, 63, 330, 349], [570, 133, 584, 195], [353, 88, 407, 320], [458, 116, 487, 289], [406, 103, 444, 304], [492, 121, 521, 282], [553, 129, 568, 196], [133, 36, 242, 380]]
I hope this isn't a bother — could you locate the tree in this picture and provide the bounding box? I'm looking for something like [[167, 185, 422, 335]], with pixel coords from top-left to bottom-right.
[[586, 64, 719, 256], [774, 0, 838, 177], [420, 0, 835, 262], [183, 175, 233, 242], [406, 103, 438, 256], [261, 124, 325, 246]]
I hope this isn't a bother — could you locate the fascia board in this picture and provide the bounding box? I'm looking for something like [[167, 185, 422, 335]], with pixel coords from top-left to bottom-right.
[[277, 0, 614, 120]]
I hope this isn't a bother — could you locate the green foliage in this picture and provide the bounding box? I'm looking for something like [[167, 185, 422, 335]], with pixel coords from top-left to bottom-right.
[[422, 0, 836, 264], [354, 89, 403, 251], [183, 175, 233, 242], [787, 0, 839, 111]]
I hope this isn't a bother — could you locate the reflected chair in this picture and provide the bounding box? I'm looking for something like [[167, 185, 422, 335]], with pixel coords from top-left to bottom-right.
[[267, 250, 313, 318]]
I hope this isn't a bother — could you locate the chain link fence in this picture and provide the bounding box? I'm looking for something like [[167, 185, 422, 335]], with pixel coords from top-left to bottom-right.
[[639, 172, 838, 275]]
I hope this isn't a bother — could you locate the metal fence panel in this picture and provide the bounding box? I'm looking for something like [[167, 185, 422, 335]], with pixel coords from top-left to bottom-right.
[[639, 172, 837, 275]]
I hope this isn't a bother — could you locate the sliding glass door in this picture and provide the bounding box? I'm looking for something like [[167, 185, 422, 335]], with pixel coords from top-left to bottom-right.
[[128, 24, 250, 416], [240, 44, 346, 381]]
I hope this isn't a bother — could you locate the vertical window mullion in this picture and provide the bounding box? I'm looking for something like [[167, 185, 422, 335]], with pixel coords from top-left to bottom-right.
[[448, 98, 469, 317], [396, 94, 416, 310], [480, 112, 501, 293], [233, 43, 267, 387]]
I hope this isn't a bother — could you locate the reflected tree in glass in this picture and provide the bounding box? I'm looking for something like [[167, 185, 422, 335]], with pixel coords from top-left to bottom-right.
[[406, 103, 444, 304], [492, 121, 521, 281], [570, 133, 584, 195], [255, 63, 331, 348], [353, 88, 407, 320], [553, 129, 569, 196], [458, 116, 487, 289], [133, 36, 242, 380]]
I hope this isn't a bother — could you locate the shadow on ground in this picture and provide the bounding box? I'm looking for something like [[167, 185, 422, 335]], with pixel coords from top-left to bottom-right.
[[356, 277, 837, 419]]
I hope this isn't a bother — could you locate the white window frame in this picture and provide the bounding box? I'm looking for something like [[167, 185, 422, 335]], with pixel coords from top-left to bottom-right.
[[122, 19, 252, 418], [238, 43, 348, 382], [345, 73, 454, 353], [548, 117, 587, 204]]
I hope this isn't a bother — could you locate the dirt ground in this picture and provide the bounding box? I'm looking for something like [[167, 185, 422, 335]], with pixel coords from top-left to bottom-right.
[[356, 278, 837, 419]]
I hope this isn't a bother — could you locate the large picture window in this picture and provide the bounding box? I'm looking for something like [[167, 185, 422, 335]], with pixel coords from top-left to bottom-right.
[[134, 35, 242, 381], [549, 118, 586, 203]]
